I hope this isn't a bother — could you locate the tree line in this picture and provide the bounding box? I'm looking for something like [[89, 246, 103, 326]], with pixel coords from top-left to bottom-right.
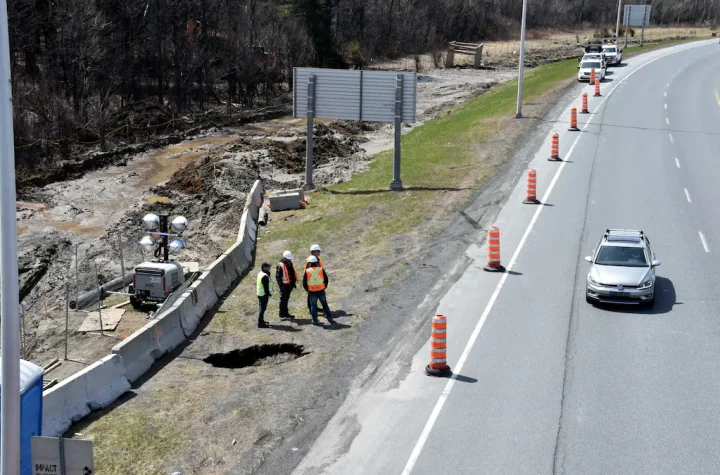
[[7, 0, 718, 169]]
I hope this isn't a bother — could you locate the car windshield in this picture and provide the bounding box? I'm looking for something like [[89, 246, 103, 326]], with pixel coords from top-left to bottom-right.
[[595, 245, 648, 267], [582, 61, 601, 69], [603, 47, 617, 53]]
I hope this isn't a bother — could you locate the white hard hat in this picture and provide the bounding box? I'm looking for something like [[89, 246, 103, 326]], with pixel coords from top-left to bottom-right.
[[310, 244, 322, 252], [307, 255, 319, 263], [283, 251, 293, 260]]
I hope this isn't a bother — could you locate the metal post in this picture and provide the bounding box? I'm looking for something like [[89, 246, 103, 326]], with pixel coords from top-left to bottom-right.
[[159, 212, 169, 262], [304, 75, 316, 190], [117, 232, 126, 290], [64, 282, 70, 360], [624, 5, 630, 49], [515, 0, 529, 118], [93, 261, 104, 336], [20, 305, 25, 360], [75, 243, 79, 305], [615, 0, 622, 38], [0, 0, 22, 470], [640, 10, 646, 47], [390, 74, 404, 190]]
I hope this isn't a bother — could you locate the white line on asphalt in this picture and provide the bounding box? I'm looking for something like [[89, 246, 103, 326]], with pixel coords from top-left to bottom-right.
[[401, 41, 711, 475], [664, 103, 667, 109], [699, 231, 710, 252], [666, 82, 670, 88], [675, 158, 681, 168], [666, 118, 670, 125], [685, 188, 692, 203], [669, 133, 674, 144], [664, 92, 667, 97]]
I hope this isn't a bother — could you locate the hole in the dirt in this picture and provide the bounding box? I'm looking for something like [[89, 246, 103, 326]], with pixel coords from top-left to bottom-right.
[[203, 344, 308, 369]]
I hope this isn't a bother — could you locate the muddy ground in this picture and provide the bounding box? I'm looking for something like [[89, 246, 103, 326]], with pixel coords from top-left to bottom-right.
[[18, 59, 515, 383]]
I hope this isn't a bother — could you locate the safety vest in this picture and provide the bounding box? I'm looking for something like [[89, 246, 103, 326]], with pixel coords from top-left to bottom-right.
[[305, 267, 326, 292], [305, 256, 324, 270], [278, 261, 297, 285], [257, 271, 274, 297]]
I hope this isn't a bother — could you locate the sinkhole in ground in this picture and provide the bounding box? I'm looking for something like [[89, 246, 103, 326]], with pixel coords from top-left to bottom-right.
[[203, 343, 308, 369]]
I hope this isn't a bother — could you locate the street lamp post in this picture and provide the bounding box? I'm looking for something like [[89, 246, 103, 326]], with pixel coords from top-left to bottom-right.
[[615, 0, 623, 38], [0, 0, 22, 472], [515, 0, 529, 118]]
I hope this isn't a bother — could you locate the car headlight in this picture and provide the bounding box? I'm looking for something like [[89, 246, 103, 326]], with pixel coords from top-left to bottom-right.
[[638, 280, 653, 290], [588, 275, 599, 285]]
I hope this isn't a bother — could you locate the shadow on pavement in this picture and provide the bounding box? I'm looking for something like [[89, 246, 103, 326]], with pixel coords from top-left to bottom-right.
[[454, 374, 478, 383]]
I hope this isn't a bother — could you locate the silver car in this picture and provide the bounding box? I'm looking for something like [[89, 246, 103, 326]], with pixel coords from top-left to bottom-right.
[[585, 229, 661, 307]]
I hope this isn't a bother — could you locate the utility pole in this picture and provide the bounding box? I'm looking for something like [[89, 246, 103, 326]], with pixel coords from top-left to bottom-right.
[[515, 0, 529, 118], [0, 0, 22, 472], [615, 0, 623, 38]]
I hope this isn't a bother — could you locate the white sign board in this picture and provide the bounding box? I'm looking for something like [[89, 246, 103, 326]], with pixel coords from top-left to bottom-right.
[[32, 437, 94, 475], [293, 68, 417, 123], [623, 5, 651, 27]]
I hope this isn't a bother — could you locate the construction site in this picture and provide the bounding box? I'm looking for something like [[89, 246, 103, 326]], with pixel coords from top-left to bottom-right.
[[10, 25, 711, 474]]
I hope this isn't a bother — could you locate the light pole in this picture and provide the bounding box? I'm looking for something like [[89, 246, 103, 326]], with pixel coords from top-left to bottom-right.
[[515, 0, 529, 118], [0, 0, 22, 472], [615, 0, 623, 38]]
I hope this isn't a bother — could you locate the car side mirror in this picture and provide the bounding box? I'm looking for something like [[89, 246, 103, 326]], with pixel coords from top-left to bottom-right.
[[652, 260, 662, 267], [584, 256, 593, 263]]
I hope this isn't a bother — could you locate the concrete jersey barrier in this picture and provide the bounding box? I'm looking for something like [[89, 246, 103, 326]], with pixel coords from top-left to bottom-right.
[[43, 354, 130, 436], [44, 179, 265, 434]]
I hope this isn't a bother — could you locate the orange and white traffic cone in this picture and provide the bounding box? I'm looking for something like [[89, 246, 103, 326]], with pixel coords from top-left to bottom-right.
[[483, 226, 505, 272], [569, 108, 579, 131], [425, 315, 452, 377], [548, 133, 561, 161], [590, 68, 596, 84], [581, 93, 589, 114], [523, 169, 540, 204], [594, 77, 601, 97]]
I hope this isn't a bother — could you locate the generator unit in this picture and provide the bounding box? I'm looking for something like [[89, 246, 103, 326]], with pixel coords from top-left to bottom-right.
[[128, 260, 185, 309]]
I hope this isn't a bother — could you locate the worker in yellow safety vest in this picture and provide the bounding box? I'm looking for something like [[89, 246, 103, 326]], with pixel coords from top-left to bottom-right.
[[256, 262, 273, 328], [305, 244, 325, 315], [276, 250, 298, 320], [303, 256, 336, 326]]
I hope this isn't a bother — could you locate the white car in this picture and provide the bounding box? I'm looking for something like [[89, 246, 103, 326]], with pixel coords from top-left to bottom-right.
[[578, 59, 606, 82], [601, 44, 623, 65], [581, 53, 607, 69]]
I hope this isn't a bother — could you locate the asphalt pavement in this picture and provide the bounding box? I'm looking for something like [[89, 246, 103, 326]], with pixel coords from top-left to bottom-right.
[[292, 40, 720, 475]]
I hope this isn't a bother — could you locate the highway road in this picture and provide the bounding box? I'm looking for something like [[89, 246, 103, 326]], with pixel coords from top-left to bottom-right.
[[292, 40, 720, 475]]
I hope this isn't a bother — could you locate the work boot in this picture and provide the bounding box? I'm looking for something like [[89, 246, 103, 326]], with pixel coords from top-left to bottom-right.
[[312, 321, 323, 326], [258, 321, 270, 328], [327, 318, 338, 327]]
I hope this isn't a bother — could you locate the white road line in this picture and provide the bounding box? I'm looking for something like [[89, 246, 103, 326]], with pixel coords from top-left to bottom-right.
[[666, 118, 670, 125], [664, 103, 667, 109], [664, 92, 667, 97], [669, 133, 674, 144], [675, 158, 681, 168], [685, 188, 692, 203], [699, 231, 710, 252], [401, 42, 710, 475], [666, 82, 670, 88]]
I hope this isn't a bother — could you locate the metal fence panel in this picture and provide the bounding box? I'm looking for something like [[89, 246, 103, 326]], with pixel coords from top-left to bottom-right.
[[293, 67, 417, 123]]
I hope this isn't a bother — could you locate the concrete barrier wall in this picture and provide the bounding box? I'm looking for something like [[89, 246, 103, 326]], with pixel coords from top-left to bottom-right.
[[42, 354, 130, 436], [44, 180, 265, 433]]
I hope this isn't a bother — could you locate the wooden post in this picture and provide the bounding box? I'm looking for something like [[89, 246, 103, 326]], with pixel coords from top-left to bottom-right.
[[474, 45, 483, 69], [445, 43, 455, 68]]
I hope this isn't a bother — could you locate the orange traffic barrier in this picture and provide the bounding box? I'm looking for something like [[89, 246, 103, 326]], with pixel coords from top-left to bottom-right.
[[549, 133, 560, 161], [581, 93, 589, 114], [569, 108, 579, 131], [590, 68, 596, 84], [483, 226, 505, 272], [425, 315, 452, 377], [523, 169, 540, 204], [594, 77, 601, 97]]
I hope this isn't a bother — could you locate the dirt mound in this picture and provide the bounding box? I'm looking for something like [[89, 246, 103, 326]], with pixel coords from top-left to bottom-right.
[[330, 121, 379, 137]]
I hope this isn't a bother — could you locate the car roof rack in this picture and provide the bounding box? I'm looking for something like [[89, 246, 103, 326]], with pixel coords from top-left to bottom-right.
[[604, 229, 644, 243]]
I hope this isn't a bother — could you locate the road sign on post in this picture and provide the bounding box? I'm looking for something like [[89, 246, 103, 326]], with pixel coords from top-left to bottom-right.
[[293, 67, 417, 191], [32, 437, 94, 475], [624, 4, 651, 47]]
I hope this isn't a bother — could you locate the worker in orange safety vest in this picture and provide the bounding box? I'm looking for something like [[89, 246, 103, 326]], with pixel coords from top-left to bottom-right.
[[305, 244, 325, 315], [303, 256, 336, 327], [276, 250, 298, 320]]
